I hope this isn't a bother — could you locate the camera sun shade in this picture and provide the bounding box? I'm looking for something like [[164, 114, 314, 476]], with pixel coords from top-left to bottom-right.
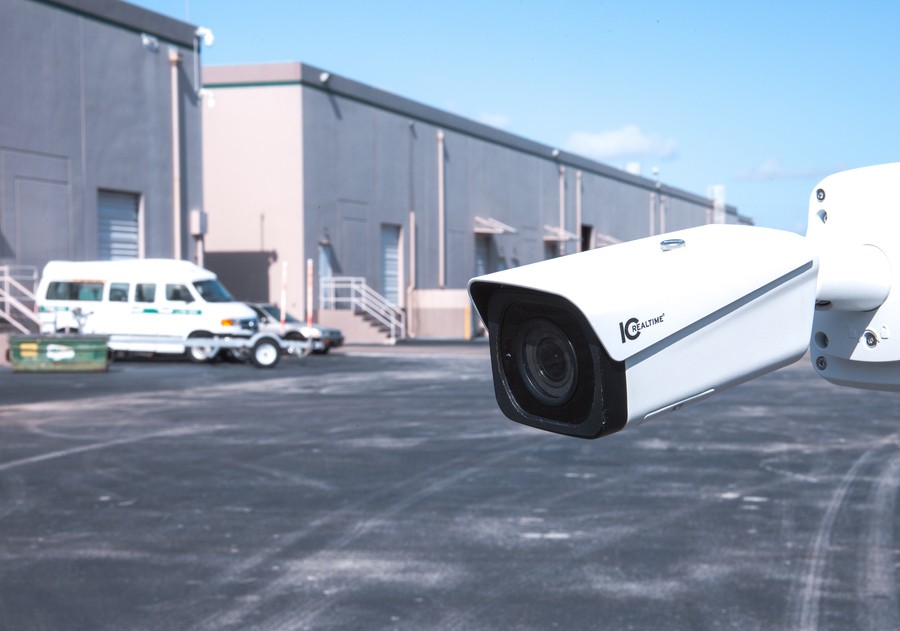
[[471, 286, 628, 438]]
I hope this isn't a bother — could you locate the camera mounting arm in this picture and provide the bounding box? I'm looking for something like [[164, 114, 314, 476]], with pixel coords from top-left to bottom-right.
[[807, 163, 900, 390]]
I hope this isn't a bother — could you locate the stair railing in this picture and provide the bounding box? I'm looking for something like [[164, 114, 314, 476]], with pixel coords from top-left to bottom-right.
[[319, 276, 405, 341], [0, 265, 40, 334]]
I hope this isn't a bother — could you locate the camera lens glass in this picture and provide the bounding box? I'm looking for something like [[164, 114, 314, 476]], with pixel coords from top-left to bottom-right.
[[517, 318, 578, 406]]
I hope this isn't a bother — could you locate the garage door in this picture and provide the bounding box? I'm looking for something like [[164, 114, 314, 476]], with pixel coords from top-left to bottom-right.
[[381, 224, 400, 305], [98, 191, 140, 260]]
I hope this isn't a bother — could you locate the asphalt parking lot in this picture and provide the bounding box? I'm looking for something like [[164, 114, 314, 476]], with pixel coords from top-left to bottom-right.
[[1, 343, 899, 630]]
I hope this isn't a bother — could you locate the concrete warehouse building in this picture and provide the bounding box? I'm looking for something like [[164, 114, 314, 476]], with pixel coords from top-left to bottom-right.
[[0, 0, 207, 330], [202, 62, 750, 342]]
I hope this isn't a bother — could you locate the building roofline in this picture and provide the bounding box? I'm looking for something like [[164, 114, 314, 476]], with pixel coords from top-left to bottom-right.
[[203, 61, 744, 218], [35, 0, 197, 47]]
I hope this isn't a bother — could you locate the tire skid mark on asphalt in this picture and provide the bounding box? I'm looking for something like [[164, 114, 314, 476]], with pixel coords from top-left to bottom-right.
[[861, 452, 900, 631], [233, 461, 335, 492], [0, 376, 302, 417], [195, 439, 801, 631], [792, 448, 880, 631], [0, 425, 224, 473], [426, 456, 812, 631], [760, 457, 822, 483], [759, 433, 900, 486], [190, 437, 537, 631], [447, 439, 900, 631], [1, 381, 292, 440], [16, 405, 191, 442]]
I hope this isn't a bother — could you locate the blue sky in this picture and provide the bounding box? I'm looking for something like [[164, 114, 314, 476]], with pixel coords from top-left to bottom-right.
[[132, 0, 900, 233]]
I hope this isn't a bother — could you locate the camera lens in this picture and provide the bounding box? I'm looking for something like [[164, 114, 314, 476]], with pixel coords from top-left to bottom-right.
[[517, 318, 578, 406]]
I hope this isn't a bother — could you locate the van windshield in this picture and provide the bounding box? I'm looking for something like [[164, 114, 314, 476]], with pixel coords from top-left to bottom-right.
[[193, 279, 235, 303]]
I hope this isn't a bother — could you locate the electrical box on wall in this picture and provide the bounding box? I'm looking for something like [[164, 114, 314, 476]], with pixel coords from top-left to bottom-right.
[[189, 209, 208, 237]]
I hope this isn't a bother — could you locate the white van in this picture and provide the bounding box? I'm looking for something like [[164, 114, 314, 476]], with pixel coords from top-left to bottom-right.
[[37, 259, 259, 361]]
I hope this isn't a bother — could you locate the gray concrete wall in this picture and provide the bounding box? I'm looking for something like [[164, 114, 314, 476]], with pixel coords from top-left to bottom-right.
[[0, 0, 204, 269]]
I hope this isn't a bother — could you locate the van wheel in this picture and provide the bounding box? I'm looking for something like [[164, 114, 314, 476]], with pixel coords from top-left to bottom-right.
[[251, 337, 281, 369], [187, 332, 219, 363]]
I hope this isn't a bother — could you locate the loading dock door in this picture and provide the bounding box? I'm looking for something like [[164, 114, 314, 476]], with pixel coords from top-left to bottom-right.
[[475, 234, 491, 277], [98, 191, 139, 260], [381, 224, 400, 305]]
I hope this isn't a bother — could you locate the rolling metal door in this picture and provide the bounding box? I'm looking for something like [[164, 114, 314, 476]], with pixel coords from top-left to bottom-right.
[[381, 225, 400, 305], [98, 191, 139, 260]]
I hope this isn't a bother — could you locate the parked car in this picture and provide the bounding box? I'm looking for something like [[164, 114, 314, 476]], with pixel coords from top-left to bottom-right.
[[247, 303, 344, 354]]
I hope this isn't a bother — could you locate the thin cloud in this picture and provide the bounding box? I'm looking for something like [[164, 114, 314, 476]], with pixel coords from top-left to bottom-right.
[[563, 124, 678, 160], [736, 157, 835, 181]]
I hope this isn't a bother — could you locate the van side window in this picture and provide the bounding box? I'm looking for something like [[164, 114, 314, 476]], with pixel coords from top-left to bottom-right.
[[46, 281, 104, 301], [166, 284, 193, 302], [135, 283, 156, 303], [109, 283, 129, 302]]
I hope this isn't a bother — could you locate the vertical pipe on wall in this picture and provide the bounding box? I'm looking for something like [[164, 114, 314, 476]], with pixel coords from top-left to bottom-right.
[[397, 224, 405, 309], [407, 121, 417, 337], [138, 196, 146, 258], [660, 194, 667, 233], [575, 170, 583, 252], [407, 209, 416, 338], [306, 259, 314, 328], [437, 130, 445, 288], [168, 48, 182, 260], [558, 165, 566, 256], [280, 260, 288, 336], [649, 191, 656, 237]]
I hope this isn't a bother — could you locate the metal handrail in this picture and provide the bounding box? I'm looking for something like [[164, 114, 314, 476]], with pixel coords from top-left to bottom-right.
[[320, 276, 405, 341], [0, 265, 40, 333]]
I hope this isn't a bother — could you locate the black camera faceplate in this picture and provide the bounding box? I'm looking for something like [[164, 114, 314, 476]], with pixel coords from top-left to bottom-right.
[[478, 286, 628, 439]]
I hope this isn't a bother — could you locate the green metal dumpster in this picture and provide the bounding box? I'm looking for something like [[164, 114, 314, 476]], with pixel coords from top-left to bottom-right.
[[7, 335, 110, 372]]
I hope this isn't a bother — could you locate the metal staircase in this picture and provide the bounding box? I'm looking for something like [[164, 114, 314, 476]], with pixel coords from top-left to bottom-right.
[[0, 265, 40, 334], [319, 276, 405, 342]]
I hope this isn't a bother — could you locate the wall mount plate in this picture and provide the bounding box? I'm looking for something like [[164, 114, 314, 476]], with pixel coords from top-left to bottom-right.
[[807, 163, 900, 390]]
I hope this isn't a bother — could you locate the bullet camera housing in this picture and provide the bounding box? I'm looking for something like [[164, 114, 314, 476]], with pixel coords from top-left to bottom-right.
[[470, 225, 818, 438]]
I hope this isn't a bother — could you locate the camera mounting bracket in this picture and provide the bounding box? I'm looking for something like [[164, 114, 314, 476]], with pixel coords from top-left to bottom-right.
[[807, 163, 900, 390]]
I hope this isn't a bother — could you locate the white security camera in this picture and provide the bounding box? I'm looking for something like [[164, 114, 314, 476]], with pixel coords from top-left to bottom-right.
[[468, 163, 900, 439], [469, 225, 818, 438], [195, 26, 214, 47]]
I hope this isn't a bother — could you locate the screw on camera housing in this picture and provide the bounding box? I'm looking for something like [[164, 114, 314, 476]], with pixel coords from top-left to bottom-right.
[[816, 188, 826, 202], [816, 356, 828, 370], [865, 331, 878, 348]]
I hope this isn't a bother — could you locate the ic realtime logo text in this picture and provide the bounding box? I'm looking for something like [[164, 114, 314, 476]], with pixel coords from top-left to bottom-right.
[[619, 313, 665, 343]]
